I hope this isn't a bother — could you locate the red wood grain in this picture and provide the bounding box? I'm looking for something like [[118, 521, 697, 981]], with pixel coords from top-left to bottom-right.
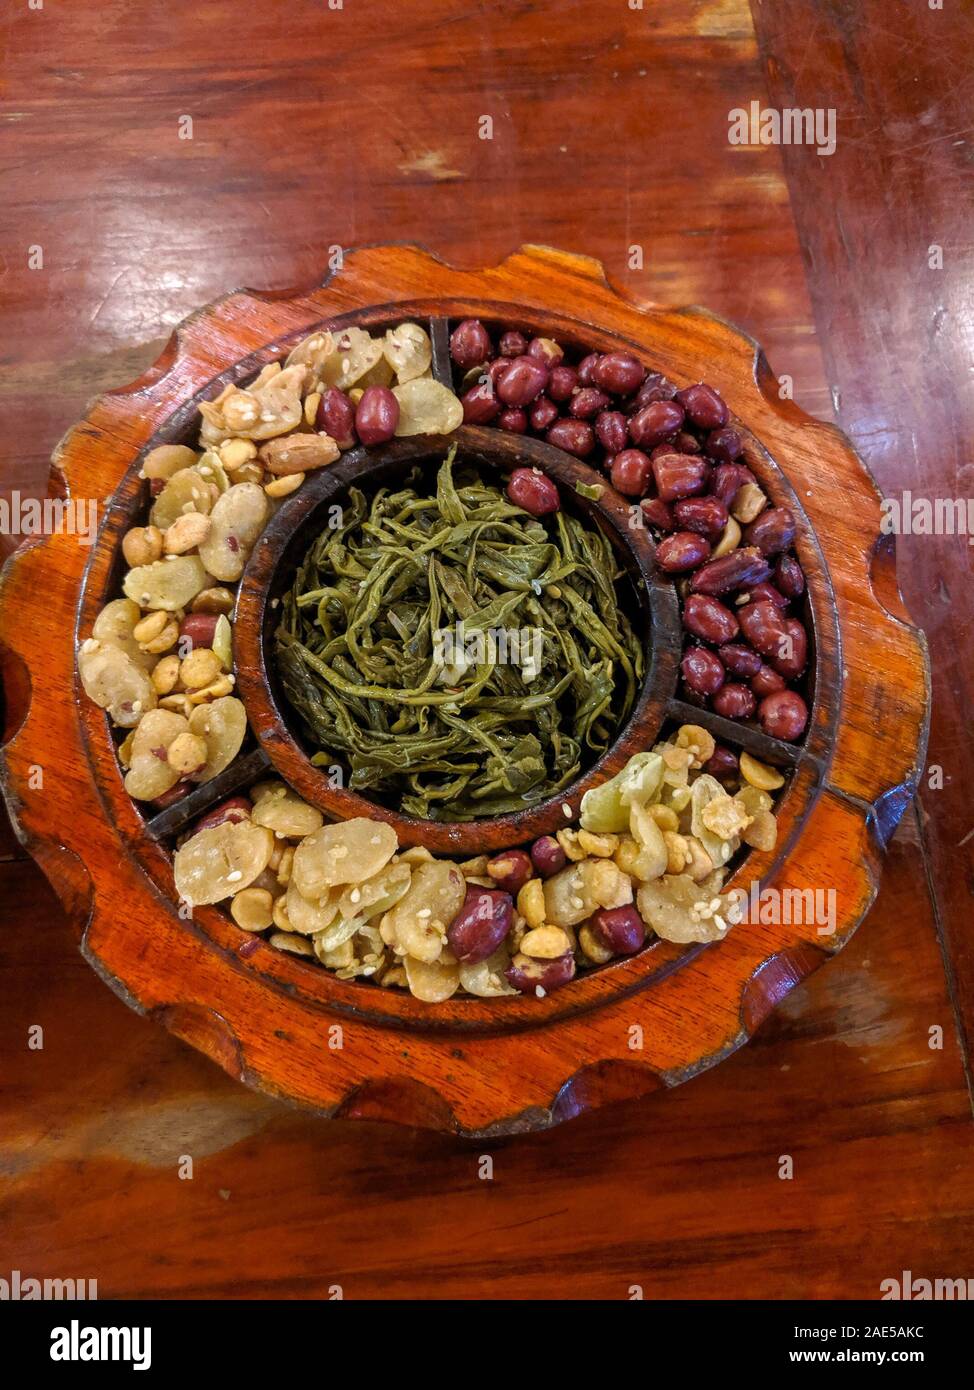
[[753, 0, 974, 1070]]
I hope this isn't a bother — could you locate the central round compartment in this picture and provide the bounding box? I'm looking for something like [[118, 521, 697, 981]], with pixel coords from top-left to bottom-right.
[[235, 426, 680, 852]]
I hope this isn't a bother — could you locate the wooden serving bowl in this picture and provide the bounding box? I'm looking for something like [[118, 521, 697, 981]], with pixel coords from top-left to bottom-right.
[[235, 427, 681, 854], [0, 245, 930, 1136]]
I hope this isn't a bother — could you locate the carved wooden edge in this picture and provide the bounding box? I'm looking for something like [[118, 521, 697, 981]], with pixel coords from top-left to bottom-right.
[[0, 245, 930, 1135]]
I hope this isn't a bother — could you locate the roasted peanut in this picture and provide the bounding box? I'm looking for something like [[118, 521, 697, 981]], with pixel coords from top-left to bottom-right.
[[122, 525, 164, 567], [179, 647, 223, 690], [167, 731, 208, 776], [231, 887, 275, 932], [264, 472, 305, 498], [519, 925, 572, 959], [163, 512, 211, 554], [740, 751, 785, 791], [516, 878, 546, 928]]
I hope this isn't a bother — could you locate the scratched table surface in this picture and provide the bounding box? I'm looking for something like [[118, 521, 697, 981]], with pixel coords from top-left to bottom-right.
[[1, 0, 972, 1300]]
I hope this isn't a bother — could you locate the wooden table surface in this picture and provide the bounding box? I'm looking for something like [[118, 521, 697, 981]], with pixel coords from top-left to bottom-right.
[[1, 0, 972, 1299]]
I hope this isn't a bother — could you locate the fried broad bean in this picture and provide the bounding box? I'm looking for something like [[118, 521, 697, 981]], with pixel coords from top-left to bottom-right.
[[270, 930, 315, 957], [578, 749, 663, 834], [337, 860, 412, 920], [637, 873, 734, 944], [164, 512, 211, 554], [459, 945, 518, 997], [251, 788, 324, 838], [122, 709, 188, 800], [180, 647, 222, 690], [384, 322, 432, 382], [543, 857, 633, 928], [123, 556, 208, 611], [384, 860, 466, 963], [174, 819, 275, 906], [167, 731, 207, 776], [285, 880, 341, 935], [197, 482, 269, 582], [78, 639, 157, 727], [92, 598, 156, 670], [285, 329, 335, 373], [393, 378, 463, 436], [675, 723, 716, 767], [317, 330, 384, 391], [187, 695, 247, 779], [190, 585, 235, 616], [292, 818, 398, 898], [404, 954, 461, 1003], [150, 468, 213, 530]]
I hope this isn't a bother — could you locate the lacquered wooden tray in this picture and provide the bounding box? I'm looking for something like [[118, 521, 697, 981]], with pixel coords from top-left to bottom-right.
[[0, 245, 930, 1136]]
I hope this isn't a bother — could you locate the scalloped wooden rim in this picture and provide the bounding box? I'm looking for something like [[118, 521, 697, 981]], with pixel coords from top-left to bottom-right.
[[0, 244, 930, 1136]]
